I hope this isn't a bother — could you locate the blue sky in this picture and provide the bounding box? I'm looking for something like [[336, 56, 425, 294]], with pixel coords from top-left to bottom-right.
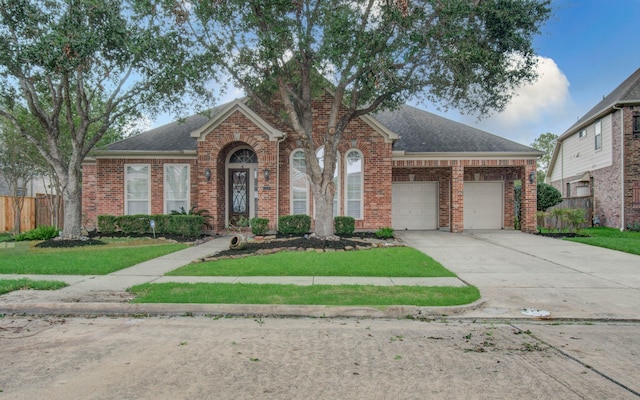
[[150, 0, 640, 147]]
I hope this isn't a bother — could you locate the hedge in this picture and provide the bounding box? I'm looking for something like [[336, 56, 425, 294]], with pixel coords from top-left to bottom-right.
[[97, 214, 204, 237], [278, 215, 311, 235]]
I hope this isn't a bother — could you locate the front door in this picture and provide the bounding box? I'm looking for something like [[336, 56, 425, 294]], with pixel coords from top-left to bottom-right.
[[229, 169, 250, 225]]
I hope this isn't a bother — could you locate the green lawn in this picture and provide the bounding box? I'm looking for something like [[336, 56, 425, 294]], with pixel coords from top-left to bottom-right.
[[0, 278, 68, 295], [568, 227, 640, 255], [129, 282, 480, 307], [169, 247, 455, 277], [0, 241, 188, 275]]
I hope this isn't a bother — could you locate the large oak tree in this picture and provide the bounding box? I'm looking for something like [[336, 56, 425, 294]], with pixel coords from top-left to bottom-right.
[[163, 0, 551, 237], [0, 0, 211, 238]]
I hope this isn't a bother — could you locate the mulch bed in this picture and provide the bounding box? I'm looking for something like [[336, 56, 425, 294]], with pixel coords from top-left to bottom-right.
[[535, 232, 587, 239]]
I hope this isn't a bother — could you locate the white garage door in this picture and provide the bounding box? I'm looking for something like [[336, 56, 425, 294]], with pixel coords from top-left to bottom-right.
[[464, 182, 503, 229], [392, 182, 438, 230]]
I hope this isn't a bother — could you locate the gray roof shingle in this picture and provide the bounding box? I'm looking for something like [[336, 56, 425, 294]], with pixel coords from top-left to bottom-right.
[[374, 105, 539, 153], [104, 102, 538, 155]]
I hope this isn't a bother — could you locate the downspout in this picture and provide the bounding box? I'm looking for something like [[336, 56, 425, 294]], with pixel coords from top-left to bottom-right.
[[275, 136, 286, 232], [613, 104, 625, 231]]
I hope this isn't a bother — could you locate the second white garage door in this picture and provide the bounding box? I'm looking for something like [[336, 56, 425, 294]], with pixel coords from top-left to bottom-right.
[[464, 182, 503, 229], [392, 182, 438, 230]]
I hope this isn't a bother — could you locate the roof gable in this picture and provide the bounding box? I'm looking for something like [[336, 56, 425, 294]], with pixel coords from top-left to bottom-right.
[[190, 99, 285, 142]]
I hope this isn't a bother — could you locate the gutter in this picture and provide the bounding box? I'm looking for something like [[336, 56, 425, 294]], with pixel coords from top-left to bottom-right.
[[91, 150, 197, 159]]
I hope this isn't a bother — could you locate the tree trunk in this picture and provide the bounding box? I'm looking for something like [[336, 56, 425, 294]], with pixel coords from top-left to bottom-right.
[[59, 167, 83, 239], [312, 185, 335, 238]]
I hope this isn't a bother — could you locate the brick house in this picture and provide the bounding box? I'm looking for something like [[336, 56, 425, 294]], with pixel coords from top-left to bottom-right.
[[547, 68, 640, 230], [82, 95, 540, 234]]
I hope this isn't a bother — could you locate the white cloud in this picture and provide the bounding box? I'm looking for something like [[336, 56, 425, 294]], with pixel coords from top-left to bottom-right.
[[459, 56, 571, 144]]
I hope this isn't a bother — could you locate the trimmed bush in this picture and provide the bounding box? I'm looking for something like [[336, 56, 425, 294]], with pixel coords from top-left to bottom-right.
[[96, 214, 204, 236], [14, 225, 59, 241], [98, 215, 117, 233], [278, 215, 311, 235], [250, 218, 270, 235], [537, 183, 562, 211], [334, 216, 355, 236]]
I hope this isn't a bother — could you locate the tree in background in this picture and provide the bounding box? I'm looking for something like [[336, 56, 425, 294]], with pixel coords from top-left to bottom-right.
[[531, 132, 558, 182], [0, 116, 45, 234], [0, 0, 209, 239], [161, 0, 552, 237]]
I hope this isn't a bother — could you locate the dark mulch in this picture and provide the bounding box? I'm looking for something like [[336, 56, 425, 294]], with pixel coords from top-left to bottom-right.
[[35, 231, 206, 249], [536, 232, 587, 239]]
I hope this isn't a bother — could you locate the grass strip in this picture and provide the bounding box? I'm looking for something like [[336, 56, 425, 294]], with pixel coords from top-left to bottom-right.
[[0, 279, 68, 295], [0, 243, 188, 275], [129, 282, 480, 307], [566, 227, 640, 255], [169, 247, 455, 277]]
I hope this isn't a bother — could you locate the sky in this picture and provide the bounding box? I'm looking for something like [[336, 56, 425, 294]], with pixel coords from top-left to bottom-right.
[[150, 0, 640, 147]]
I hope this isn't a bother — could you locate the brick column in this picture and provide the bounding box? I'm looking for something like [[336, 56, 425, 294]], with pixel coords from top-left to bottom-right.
[[521, 163, 537, 233], [450, 165, 464, 233]]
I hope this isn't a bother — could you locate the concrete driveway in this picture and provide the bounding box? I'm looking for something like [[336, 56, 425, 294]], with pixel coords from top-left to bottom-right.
[[397, 230, 640, 320]]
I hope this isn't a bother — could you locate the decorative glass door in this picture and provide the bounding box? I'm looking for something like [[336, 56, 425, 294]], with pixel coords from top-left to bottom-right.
[[229, 169, 249, 224]]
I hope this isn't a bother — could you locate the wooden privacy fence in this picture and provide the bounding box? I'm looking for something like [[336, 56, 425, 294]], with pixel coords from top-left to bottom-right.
[[0, 195, 64, 233], [539, 196, 593, 230]]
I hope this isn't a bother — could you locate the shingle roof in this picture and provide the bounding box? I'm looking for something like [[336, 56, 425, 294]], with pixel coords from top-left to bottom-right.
[[563, 67, 640, 136], [103, 102, 538, 155], [105, 110, 221, 152], [374, 105, 539, 153]]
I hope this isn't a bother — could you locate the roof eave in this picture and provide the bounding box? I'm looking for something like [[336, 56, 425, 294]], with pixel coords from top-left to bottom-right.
[[392, 150, 542, 159], [91, 150, 197, 159], [560, 100, 640, 140]]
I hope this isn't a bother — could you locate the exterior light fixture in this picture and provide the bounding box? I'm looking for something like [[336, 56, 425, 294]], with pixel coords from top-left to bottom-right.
[[529, 170, 536, 184], [263, 168, 270, 182], [205, 168, 211, 182]]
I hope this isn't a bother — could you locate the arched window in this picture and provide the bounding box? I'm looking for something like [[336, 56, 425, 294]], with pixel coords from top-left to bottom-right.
[[229, 148, 257, 164], [290, 149, 308, 215], [345, 150, 363, 219], [316, 146, 339, 217]]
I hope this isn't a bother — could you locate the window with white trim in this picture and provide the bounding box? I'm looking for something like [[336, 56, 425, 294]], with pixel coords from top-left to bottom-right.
[[125, 164, 150, 215], [290, 149, 309, 215], [164, 164, 190, 213], [345, 150, 363, 219], [316, 146, 339, 217], [594, 120, 602, 150], [578, 129, 587, 139]]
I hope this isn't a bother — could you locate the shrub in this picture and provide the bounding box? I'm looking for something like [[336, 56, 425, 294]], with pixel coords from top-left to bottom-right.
[[97, 215, 117, 233], [537, 183, 562, 211], [565, 208, 586, 233], [278, 215, 311, 235], [334, 216, 355, 236], [375, 227, 394, 239], [627, 221, 640, 232], [14, 225, 59, 241], [250, 218, 270, 235], [96, 214, 204, 236]]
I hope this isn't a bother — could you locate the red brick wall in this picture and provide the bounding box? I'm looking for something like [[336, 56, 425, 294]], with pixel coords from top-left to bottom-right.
[[81, 162, 97, 230]]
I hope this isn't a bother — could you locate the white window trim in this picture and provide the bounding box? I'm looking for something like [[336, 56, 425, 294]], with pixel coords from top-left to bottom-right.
[[163, 163, 190, 214], [344, 149, 364, 220], [594, 120, 602, 151], [578, 129, 587, 139], [290, 148, 309, 215], [124, 163, 150, 215]]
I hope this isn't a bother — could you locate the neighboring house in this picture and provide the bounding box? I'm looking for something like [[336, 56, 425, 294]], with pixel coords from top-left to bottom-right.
[[82, 94, 541, 234], [547, 68, 640, 230]]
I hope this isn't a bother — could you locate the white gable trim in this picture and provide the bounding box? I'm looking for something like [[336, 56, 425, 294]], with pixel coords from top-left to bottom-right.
[[360, 114, 399, 143], [190, 98, 285, 142]]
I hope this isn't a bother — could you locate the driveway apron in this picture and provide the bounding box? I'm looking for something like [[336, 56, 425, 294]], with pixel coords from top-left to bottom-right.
[[397, 230, 640, 320]]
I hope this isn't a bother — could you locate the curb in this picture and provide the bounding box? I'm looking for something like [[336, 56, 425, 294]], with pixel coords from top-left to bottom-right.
[[0, 300, 486, 319]]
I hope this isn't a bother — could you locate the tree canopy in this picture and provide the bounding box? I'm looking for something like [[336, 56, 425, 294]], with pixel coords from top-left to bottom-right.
[[161, 0, 552, 236], [531, 131, 558, 182], [0, 0, 210, 238]]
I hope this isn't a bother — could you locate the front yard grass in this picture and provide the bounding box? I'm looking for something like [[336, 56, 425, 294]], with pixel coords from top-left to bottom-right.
[[169, 247, 455, 277], [129, 282, 480, 307], [0, 279, 68, 295], [567, 227, 640, 255], [0, 241, 188, 275]]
